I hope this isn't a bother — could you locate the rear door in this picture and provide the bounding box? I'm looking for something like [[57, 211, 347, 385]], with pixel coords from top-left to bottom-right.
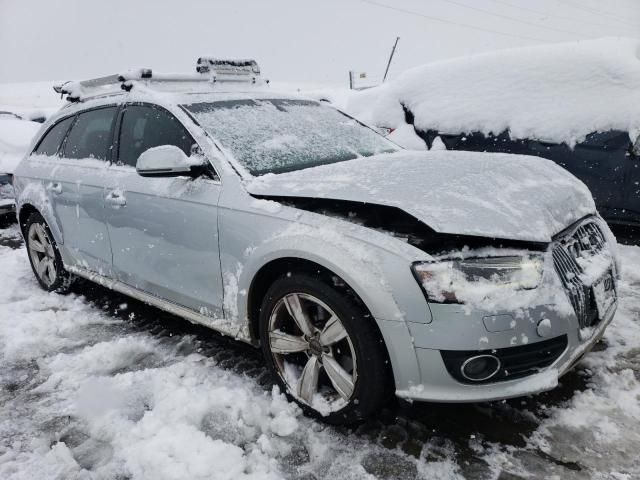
[[104, 103, 224, 318], [16, 117, 74, 245], [50, 106, 118, 275]]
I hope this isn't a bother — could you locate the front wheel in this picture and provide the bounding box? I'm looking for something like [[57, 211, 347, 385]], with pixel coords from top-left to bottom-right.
[[259, 273, 392, 424], [24, 211, 73, 293]]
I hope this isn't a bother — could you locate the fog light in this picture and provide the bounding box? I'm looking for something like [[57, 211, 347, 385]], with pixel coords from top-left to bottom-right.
[[536, 318, 552, 337], [460, 355, 501, 382]]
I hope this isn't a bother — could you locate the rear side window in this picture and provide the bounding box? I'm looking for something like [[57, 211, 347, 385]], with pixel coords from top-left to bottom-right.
[[33, 117, 74, 156], [117, 105, 194, 166], [63, 107, 117, 161]]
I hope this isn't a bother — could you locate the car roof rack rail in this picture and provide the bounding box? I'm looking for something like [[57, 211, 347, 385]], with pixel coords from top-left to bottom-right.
[[53, 58, 263, 102], [196, 57, 261, 83]]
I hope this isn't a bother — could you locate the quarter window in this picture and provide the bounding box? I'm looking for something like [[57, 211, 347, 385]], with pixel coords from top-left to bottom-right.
[[33, 117, 74, 156], [117, 105, 195, 167], [63, 107, 117, 161]]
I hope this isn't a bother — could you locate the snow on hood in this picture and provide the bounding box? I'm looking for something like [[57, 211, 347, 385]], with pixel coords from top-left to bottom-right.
[[246, 150, 596, 243], [345, 37, 640, 146]]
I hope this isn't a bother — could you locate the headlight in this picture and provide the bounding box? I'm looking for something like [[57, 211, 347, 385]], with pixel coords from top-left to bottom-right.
[[412, 255, 544, 304]]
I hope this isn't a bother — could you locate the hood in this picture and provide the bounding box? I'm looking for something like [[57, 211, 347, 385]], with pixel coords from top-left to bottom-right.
[[246, 150, 597, 243]]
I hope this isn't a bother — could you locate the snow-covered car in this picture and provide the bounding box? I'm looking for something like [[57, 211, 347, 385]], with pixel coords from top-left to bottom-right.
[[344, 38, 640, 229], [0, 113, 42, 219], [12, 59, 620, 424], [0, 173, 15, 218], [0, 111, 23, 120], [0, 110, 47, 123]]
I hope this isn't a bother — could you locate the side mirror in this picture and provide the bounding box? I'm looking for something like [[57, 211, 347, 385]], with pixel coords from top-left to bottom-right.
[[136, 145, 207, 178]]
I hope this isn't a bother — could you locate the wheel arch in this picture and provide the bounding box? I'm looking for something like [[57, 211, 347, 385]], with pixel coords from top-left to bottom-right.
[[246, 256, 396, 385], [15, 177, 63, 245], [18, 203, 39, 236]]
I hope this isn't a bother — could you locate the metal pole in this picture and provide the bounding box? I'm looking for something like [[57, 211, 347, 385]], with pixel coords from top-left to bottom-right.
[[349, 70, 354, 90], [383, 36, 400, 82]]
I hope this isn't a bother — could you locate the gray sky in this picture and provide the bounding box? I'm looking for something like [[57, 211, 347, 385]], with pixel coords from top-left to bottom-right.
[[1, 0, 638, 85]]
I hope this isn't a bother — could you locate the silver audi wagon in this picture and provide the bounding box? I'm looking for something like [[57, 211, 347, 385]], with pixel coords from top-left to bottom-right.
[[13, 59, 619, 423]]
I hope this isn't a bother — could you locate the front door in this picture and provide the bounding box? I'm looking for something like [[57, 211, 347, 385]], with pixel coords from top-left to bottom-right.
[[104, 103, 224, 318]]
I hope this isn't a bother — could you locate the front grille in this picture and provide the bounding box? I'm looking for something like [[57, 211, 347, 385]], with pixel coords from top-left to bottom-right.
[[441, 335, 568, 384], [551, 219, 608, 329]]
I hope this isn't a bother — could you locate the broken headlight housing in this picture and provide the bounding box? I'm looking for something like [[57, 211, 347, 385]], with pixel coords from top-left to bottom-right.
[[412, 255, 544, 304]]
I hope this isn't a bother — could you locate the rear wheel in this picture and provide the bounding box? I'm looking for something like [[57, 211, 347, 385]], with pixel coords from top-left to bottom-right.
[[24, 211, 73, 293], [259, 273, 392, 424]]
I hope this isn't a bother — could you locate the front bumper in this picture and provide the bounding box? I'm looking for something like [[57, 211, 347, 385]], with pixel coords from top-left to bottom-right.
[[392, 215, 618, 403], [396, 299, 616, 403]]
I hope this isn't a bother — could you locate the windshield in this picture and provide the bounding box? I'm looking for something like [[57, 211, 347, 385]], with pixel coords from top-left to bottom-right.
[[184, 98, 398, 175]]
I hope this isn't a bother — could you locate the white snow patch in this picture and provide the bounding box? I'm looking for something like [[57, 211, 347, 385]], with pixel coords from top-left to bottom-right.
[[250, 198, 282, 214]]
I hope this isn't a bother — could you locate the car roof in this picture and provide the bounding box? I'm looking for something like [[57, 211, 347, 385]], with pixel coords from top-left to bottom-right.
[[51, 60, 313, 119], [52, 84, 315, 124]]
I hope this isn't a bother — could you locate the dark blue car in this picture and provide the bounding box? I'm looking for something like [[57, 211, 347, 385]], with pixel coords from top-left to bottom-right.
[[413, 126, 640, 229]]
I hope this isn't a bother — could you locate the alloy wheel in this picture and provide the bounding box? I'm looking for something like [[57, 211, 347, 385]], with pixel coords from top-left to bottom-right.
[[268, 292, 358, 413], [27, 222, 57, 287]]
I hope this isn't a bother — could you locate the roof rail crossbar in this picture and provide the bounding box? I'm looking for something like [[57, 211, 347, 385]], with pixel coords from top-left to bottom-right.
[[196, 57, 261, 84], [53, 58, 264, 102]]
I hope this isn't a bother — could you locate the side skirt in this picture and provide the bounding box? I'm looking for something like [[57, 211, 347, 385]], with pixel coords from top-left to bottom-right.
[[65, 264, 255, 346]]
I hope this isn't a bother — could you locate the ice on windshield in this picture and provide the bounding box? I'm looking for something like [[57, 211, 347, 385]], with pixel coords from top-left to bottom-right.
[[185, 99, 397, 175]]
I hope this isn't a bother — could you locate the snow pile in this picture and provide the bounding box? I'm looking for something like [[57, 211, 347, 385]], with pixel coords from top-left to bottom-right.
[[0, 243, 295, 479], [0, 118, 40, 172], [345, 37, 640, 147], [0, 231, 452, 479], [515, 244, 640, 478]]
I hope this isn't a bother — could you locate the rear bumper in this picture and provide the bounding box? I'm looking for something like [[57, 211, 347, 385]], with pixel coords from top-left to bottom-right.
[[396, 301, 616, 403]]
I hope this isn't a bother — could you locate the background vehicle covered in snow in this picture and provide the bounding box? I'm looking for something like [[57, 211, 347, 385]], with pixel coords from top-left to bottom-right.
[[342, 38, 640, 229], [0, 113, 42, 219]]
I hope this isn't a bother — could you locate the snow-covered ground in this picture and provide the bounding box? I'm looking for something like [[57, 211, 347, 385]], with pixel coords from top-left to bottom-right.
[[1, 222, 639, 479]]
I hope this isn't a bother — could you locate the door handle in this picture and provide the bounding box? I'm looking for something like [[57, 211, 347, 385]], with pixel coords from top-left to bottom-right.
[[46, 182, 62, 195], [105, 189, 127, 208]]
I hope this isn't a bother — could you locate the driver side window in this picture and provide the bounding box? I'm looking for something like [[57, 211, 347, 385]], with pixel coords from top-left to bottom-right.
[[117, 105, 195, 167]]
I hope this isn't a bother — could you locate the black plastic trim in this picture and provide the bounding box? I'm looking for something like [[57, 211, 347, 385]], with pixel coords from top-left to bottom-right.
[[441, 335, 568, 385]]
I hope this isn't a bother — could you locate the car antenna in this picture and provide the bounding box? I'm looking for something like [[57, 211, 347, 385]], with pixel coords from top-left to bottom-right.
[[383, 36, 400, 82]]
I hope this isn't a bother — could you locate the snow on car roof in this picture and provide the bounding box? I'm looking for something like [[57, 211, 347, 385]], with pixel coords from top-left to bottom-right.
[[55, 78, 302, 113], [345, 37, 640, 146]]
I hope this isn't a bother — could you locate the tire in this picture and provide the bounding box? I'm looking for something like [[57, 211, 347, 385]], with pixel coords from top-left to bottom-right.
[[259, 272, 392, 424], [24, 211, 73, 293]]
